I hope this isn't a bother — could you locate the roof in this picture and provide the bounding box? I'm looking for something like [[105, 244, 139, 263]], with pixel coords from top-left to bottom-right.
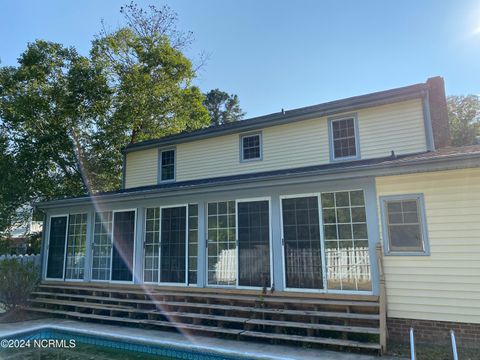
[[123, 81, 429, 153], [37, 145, 480, 209]]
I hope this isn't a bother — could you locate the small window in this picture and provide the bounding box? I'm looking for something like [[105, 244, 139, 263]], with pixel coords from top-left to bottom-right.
[[160, 149, 175, 182], [329, 116, 359, 161], [381, 194, 429, 255], [240, 133, 262, 161]]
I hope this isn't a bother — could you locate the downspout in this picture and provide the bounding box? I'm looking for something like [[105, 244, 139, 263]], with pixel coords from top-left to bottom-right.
[[38, 209, 47, 280], [422, 90, 436, 152]]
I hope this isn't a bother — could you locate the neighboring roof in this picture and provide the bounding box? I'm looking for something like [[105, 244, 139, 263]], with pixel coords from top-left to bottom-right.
[[123, 81, 428, 153], [37, 145, 480, 209]]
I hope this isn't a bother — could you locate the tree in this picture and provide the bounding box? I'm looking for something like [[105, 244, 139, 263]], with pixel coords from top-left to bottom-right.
[[447, 95, 480, 147], [0, 3, 211, 235], [204, 89, 245, 126]]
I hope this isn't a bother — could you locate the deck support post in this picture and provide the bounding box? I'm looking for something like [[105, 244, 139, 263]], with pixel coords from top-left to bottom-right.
[[376, 243, 387, 354]]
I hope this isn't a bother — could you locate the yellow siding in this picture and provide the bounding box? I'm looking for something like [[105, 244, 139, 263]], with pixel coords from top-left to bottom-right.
[[125, 148, 158, 188], [376, 168, 480, 324], [125, 99, 427, 186], [176, 98, 426, 181]]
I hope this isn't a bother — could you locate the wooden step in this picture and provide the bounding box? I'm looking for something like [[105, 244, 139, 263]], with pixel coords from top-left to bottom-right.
[[22, 306, 242, 335], [30, 297, 378, 334], [37, 284, 379, 308], [245, 318, 380, 334], [240, 331, 381, 350], [31, 291, 379, 320], [23, 306, 379, 350]]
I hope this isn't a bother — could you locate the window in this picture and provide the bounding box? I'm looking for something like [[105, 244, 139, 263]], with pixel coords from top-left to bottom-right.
[[329, 116, 359, 161], [188, 204, 198, 285], [65, 213, 87, 280], [321, 190, 371, 291], [240, 133, 262, 161], [144, 208, 160, 283], [381, 194, 429, 255], [207, 201, 236, 286], [92, 212, 113, 281], [160, 149, 175, 182]]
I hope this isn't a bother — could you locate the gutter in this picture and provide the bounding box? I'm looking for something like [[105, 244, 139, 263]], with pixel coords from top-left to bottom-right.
[[36, 151, 480, 210], [123, 84, 427, 153]]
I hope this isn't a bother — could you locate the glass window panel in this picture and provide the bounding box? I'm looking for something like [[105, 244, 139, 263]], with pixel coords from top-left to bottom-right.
[[282, 197, 323, 289], [111, 211, 135, 282], [331, 118, 357, 159], [92, 211, 112, 281], [322, 190, 371, 291], [207, 201, 236, 286], [242, 134, 261, 160], [65, 213, 87, 280], [385, 198, 426, 253]]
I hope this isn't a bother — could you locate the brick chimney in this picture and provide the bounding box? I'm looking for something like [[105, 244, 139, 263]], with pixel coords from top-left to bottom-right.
[[426, 76, 450, 148]]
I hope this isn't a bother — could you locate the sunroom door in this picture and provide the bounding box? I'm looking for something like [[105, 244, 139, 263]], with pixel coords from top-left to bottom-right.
[[111, 210, 136, 282], [237, 199, 271, 288], [46, 215, 68, 280], [159, 206, 187, 284], [281, 196, 324, 290]]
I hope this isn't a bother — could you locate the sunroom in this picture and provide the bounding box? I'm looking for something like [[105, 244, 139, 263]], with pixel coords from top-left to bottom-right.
[[38, 175, 380, 295]]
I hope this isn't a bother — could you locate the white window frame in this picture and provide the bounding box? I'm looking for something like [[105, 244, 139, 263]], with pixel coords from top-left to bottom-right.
[[328, 114, 361, 162], [239, 132, 263, 162], [380, 194, 430, 256], [158, 147, 176, 183]]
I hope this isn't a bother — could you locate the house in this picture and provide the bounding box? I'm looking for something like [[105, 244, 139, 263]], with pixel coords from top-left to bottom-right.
[[33, 76, 480, 352]]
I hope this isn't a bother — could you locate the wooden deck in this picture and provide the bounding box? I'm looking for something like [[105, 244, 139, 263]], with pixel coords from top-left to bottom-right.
[[24, 281, 383, 353]]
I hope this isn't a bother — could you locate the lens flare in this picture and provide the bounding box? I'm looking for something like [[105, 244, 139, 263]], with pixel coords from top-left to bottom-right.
[[72, 136, 198, 343]]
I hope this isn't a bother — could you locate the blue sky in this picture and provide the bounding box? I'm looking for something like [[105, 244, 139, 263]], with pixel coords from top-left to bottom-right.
[[1, 0, 479, 118]]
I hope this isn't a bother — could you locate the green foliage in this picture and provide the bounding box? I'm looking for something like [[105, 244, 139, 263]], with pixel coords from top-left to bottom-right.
[[204, 89, 245, 126], [447, 95, 480, 147], [0, 3, 217, 234], [0, 259, 39, 310]]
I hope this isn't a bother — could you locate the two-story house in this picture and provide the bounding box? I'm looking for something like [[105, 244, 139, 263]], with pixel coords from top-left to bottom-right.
[[32, 76, 480, 352]]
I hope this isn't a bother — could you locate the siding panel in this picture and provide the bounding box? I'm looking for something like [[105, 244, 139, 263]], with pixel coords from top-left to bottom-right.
[[125, 99, 427, 186], [376, 168, 480, 324], [125, 148, 158, 188]]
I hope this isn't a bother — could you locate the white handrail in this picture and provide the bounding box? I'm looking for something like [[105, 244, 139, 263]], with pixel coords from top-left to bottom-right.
[[409, 327, 416, 360], [451, 330, 458, 360]]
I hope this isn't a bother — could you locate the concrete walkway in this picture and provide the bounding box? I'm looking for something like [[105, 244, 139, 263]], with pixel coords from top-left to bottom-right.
[[0, 318, 402, 359]]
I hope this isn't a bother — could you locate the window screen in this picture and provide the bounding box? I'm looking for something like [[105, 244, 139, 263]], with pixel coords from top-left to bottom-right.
[[161, 149, 175, 181], [241, 134, 261, 161], [331, 118, 357, 159], [385, 198, 426, 253], [46, 216, 68, 279]]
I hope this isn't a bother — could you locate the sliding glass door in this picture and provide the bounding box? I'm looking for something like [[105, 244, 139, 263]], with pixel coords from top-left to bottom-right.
[[281, 196, 323, 289], [160, 206, 187, 284], [281, 191, 372, 292], [111, 210, 136, 282], [237, 200, 271, 287], [207, 199, 271, 288], [46, 216, 68, 279]]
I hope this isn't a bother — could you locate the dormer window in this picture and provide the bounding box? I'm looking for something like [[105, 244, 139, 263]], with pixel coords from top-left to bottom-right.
[[160, 149, 175, 182], [329, 115, 360, 161], [240, 133, 262, 162]]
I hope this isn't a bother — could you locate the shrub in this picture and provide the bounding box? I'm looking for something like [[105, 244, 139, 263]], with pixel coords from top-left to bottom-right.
[[0, 259, 39, 311]]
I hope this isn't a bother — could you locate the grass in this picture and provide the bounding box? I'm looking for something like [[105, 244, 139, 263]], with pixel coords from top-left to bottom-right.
[[388, 341, 480, 360]]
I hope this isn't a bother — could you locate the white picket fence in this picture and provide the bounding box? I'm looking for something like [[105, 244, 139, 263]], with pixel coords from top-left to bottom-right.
[[0, 254, 41, 267]]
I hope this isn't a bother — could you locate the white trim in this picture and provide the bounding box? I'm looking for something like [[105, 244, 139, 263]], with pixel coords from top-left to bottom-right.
[[45, 214, 69, 281], [158, 204, 189, 286], [110, 208, 137, 284]]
